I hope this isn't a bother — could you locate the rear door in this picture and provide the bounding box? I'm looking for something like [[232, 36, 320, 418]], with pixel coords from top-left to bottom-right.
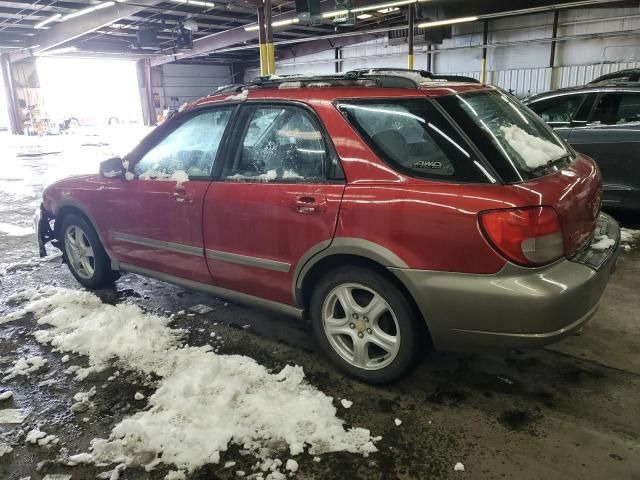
[[568, 91, 640, 207], [202, 102, 345, 305], [105, 106, 235, 283]]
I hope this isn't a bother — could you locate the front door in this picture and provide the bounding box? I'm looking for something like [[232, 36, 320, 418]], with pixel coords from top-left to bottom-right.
[[568, 92, 640, 208], [106, 106, 235, 283], [203, 103, 345, 305]]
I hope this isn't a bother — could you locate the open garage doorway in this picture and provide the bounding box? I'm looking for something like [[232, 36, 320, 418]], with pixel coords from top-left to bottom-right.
[[0, 71, 8, 132], [37, 57, 143, 130]]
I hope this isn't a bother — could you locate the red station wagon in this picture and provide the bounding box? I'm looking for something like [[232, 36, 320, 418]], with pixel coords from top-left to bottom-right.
[[36, 70, 621, 383]]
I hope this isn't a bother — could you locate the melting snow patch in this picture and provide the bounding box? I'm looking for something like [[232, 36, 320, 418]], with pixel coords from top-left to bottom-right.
[[394, 418, 402, 426], [454, 462, 465, 472], [591, 235, 615, 251], [224, 461, 237, 468], [0, 442, 13, 456], [2, 287, 378, 473], [189, 304, 213, 314], [0, 391, 13, 401], [340, 399, 353, 409], [3, 356, 47, 380], [134, 392, 145, 401], [0, 408, 27, 423], [285, 459, 299, 472], [500, 125, 566, 169], [226, 90, 249, 102], [621, 228, 640, 251], [26, 428, 59, 447], [164, 471, 186, 480]]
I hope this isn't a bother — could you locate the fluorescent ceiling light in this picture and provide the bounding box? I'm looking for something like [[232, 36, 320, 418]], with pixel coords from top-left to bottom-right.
[[61, 2, 114, 21], [244, 18, 299, 32], [322, 9, 349, 19], [352, 0, 415, 13], [357, 13, 373, 19], [417, 15, 478, 28], [170, 0, 215, 7], [377, 7, 399, 14], [34, 13, 61, 29]]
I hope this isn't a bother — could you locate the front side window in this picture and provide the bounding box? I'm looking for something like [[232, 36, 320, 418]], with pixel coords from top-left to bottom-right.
[[222, 105, 328, 181], [590, 93, 640, 125], [135, 107, 234, 179], [438, 89, 573, 183], [528, 94, 586, 126], [337, 100, 491, 183]]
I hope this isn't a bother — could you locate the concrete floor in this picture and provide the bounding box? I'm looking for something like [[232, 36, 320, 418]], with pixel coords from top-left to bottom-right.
[[1, 132, 639, 480]]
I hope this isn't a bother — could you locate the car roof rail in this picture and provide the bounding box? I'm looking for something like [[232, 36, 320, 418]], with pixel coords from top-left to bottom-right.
[[210, 69, 480, 96], [346, 68, 481, 84]]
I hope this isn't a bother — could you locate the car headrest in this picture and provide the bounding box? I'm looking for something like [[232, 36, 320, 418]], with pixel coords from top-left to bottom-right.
[[372, 129, 409, 161]]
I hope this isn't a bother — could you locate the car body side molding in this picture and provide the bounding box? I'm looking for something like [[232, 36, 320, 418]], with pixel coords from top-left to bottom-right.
[[205, 249, 291, 273], [110, 231, 203, 257]]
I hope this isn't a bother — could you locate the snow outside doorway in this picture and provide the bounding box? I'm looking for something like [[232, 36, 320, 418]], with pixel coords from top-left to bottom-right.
[[37, 57, 143, 128]]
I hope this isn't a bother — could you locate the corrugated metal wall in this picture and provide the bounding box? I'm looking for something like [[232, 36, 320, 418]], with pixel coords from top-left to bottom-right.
[[151, 64, 232, 109], [452, 61, 640, 98]]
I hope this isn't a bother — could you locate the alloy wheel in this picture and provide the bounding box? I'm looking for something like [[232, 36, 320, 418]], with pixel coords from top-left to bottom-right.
[[64, 225, 95, 280], [322, 283, 401, 371]]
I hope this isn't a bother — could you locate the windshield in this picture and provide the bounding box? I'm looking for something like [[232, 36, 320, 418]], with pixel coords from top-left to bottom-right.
[[437, 89, 574, 182]]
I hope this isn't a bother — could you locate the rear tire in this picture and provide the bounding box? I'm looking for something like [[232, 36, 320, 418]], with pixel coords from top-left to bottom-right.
[[59, 214, 119, 289], [310, 265, 426, 384]]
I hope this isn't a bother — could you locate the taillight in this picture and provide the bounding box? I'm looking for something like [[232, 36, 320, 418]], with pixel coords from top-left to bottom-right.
[[479, 206, 564, 267]]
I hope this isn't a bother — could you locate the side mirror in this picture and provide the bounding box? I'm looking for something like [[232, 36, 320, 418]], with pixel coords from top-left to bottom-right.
[[99, 156, 126, 179]]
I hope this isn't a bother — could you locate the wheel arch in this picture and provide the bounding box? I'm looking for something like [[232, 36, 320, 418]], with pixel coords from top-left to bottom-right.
[[295, 240, 430, 340], [54, 201, 119, 269]]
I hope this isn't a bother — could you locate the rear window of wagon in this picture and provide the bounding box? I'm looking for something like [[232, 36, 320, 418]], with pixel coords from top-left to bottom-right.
[[336, 99, 497, 183]]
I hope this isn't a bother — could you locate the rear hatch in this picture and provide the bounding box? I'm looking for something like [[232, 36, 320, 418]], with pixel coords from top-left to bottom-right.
[[437, 88, 601, 258]]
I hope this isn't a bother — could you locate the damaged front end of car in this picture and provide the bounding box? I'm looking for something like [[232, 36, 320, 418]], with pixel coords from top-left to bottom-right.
[[34, 203, 59, 258]]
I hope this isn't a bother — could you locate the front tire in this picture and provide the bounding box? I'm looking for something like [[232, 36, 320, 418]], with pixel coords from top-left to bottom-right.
[[310, 265, 426, 384], [60, 214, 119, 289]]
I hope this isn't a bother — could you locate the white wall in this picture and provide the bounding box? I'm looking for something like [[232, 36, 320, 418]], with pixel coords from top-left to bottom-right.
[[244, 5, 640, 94], [151, 63, 232, 109]]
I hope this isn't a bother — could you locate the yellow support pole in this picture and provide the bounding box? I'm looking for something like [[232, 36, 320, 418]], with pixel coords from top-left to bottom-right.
[[407, 4, 414, 70], [264, 0, 275, 75], [257, 6, 268, 76], [268, 42, 276, 75]]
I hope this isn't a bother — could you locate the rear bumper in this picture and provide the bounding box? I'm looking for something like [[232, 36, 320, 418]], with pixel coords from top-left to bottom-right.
[[392, 212, 621, 351]]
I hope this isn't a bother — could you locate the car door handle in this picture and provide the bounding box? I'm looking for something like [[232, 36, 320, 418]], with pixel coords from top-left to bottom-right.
[[174, 191, 194, 204], [294, 195, 326, 214]]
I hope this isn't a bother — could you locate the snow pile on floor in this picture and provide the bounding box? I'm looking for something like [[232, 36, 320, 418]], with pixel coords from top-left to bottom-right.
[[500, 125, 566, 169], [26, 427, 59, 447], [0, 442, 13, 457], [3, 356, 47, 380], [621, 228, 640, 251], [3, 287, 378, 474]]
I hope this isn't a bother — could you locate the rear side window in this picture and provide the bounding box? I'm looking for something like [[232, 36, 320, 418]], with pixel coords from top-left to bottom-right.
[[438, 90, 573, 183], [528, 94, 586, 126], [337, 100, 492, 183], [590, 93, 640, 125]]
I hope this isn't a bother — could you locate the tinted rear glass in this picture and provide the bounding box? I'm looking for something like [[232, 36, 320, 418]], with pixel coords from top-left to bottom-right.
[[437, 89, 574, 183], [336, 99, 496, 183]]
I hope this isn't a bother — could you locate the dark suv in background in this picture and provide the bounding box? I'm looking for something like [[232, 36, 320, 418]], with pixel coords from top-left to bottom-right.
[[526, 77, 640, 211]]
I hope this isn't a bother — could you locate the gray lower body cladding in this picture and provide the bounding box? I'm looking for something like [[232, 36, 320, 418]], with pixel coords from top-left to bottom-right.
[[391, 213, 621, 351]]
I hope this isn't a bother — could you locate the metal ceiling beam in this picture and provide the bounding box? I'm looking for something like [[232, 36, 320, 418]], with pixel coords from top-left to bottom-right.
[[8, 0, 166, 61], [149, 0, 341, 66]]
